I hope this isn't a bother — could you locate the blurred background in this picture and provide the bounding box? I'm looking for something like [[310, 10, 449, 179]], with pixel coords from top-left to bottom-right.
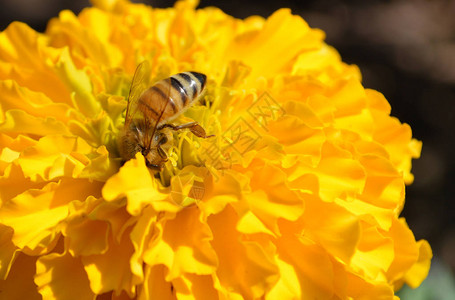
[[1, 0, 454, 298]]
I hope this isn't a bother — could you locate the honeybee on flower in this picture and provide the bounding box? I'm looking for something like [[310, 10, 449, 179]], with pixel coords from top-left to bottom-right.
[[118, 60, 213, 171]]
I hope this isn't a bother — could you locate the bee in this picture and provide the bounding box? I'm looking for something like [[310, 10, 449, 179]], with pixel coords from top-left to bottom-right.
[[118, 61, 213, 171]]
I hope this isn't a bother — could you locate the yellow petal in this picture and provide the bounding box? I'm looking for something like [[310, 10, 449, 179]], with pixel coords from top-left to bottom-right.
[[365, 89, 391, 114], [335, 196, 395, 231], [63, 211, 110, 257], [359, 155, 405, 211], [292, 44, 344, 76], [175, 273, 218, 300], [102, 153, 169, 216], [16, 134, 93, 181], [91, 0, 125, 12], [0, 80, 78, 123], [0, 109, 69, 137], [334, 108, 375, 140], [198, 170, 244, 216], [268, 114, 325, 161], [89, 200, 132, 244], [82, 228, 138, 297], [289, 145, 366, 202], [54, 48, 101, 117], [245, 163, 305, 235], [130, 205, 157, 281], [386, 218, 421, 281], [143, 206, 217, 280], [0, 23, 72, 104], [302, 194, 361, 263], [227, 9, 324, 80], [275, 228, 335, 300], [48, 9, 123, 68], [351, 223, 394, 280], [79, 145, 119, 182], [331, 78, 367, 117], [372, 113, 421, 185], [0, 224, 17, 279], [0, 179, 101, 253], [237, 210, 276, 237], [345, 269, 394, 299], [266, 257, 301, 299], [208, 205, 278, 299], [139, 264, 175, 300], [35, 252, 95, 300], [0, 161, 36, 206], [403, 239, 432, 288], [0, 252, 41, 299]]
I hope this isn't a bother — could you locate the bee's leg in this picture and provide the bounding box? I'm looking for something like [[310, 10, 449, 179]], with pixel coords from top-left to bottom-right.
[[158, 122, 214, 138]]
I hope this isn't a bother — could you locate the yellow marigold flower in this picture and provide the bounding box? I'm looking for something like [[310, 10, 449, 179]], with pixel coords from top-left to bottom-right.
[[0, 0, 431, 299]]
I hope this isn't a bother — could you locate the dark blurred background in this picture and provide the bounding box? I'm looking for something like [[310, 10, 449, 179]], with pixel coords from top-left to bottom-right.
[[1, 0, 454, 297]]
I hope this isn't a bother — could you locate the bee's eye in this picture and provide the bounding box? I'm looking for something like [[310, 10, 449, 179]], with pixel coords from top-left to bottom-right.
[[158, 136, 168, 146]]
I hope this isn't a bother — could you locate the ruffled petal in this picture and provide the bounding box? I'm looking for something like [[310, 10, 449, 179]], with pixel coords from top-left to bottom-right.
[[35, 252, 95, 300], [102, 153, 169, 215], [143, 205, 217, 279], [402, 240, 432, 288], [63, 198, 110, 256], [139, 264, 175, 300], [302, 194, 361, 264], [0, 224, 17, 279], [0, 253, 41, 299], [274, 222, 336, 299], [82, 228, 139, 297], [0, 179, 101, 254], [0, 23, 71, 103], [208, 205, 278, 299]]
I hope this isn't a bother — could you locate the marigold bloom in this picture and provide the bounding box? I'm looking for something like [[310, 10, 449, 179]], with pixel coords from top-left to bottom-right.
[[0, 0, 431, 299]]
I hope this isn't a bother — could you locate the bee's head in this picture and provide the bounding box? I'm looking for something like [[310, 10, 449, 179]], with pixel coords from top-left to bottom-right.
[[136, 128, 172, 171], [140, 146, 163, 171]]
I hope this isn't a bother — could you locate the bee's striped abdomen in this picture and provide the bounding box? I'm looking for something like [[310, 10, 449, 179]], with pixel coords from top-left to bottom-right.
[[138, 71, 206, 122]]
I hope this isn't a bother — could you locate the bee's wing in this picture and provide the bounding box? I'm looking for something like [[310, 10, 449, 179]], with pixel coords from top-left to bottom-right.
[[145, 76, 173, 149], [124, 60, 152, 128]]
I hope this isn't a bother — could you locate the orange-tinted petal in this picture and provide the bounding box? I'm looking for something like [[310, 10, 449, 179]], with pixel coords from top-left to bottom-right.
[[175, 273, 219, 300], [275, 223, 335, 300], [386, 218, 421, 282], [226, 9, 323, 80], [35, 252, 95, 300], [139, 264, 175, 300], [0, 224, 17, 279], [82, 228, 139, 297], [208, 205, 278, 299], [63, 209, 110, 256], [302, 194, 361, 263], [0, 179, 101, 254], [345, 269, 394, 299], [0, 22, 72, 104], [402, 240, 432, 288], [102, 153, 169, 216], [16, 135, 93, 181], [0, 252, 41, 299], [351, 223, 394, 280], [143, 205, 217, 279]]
